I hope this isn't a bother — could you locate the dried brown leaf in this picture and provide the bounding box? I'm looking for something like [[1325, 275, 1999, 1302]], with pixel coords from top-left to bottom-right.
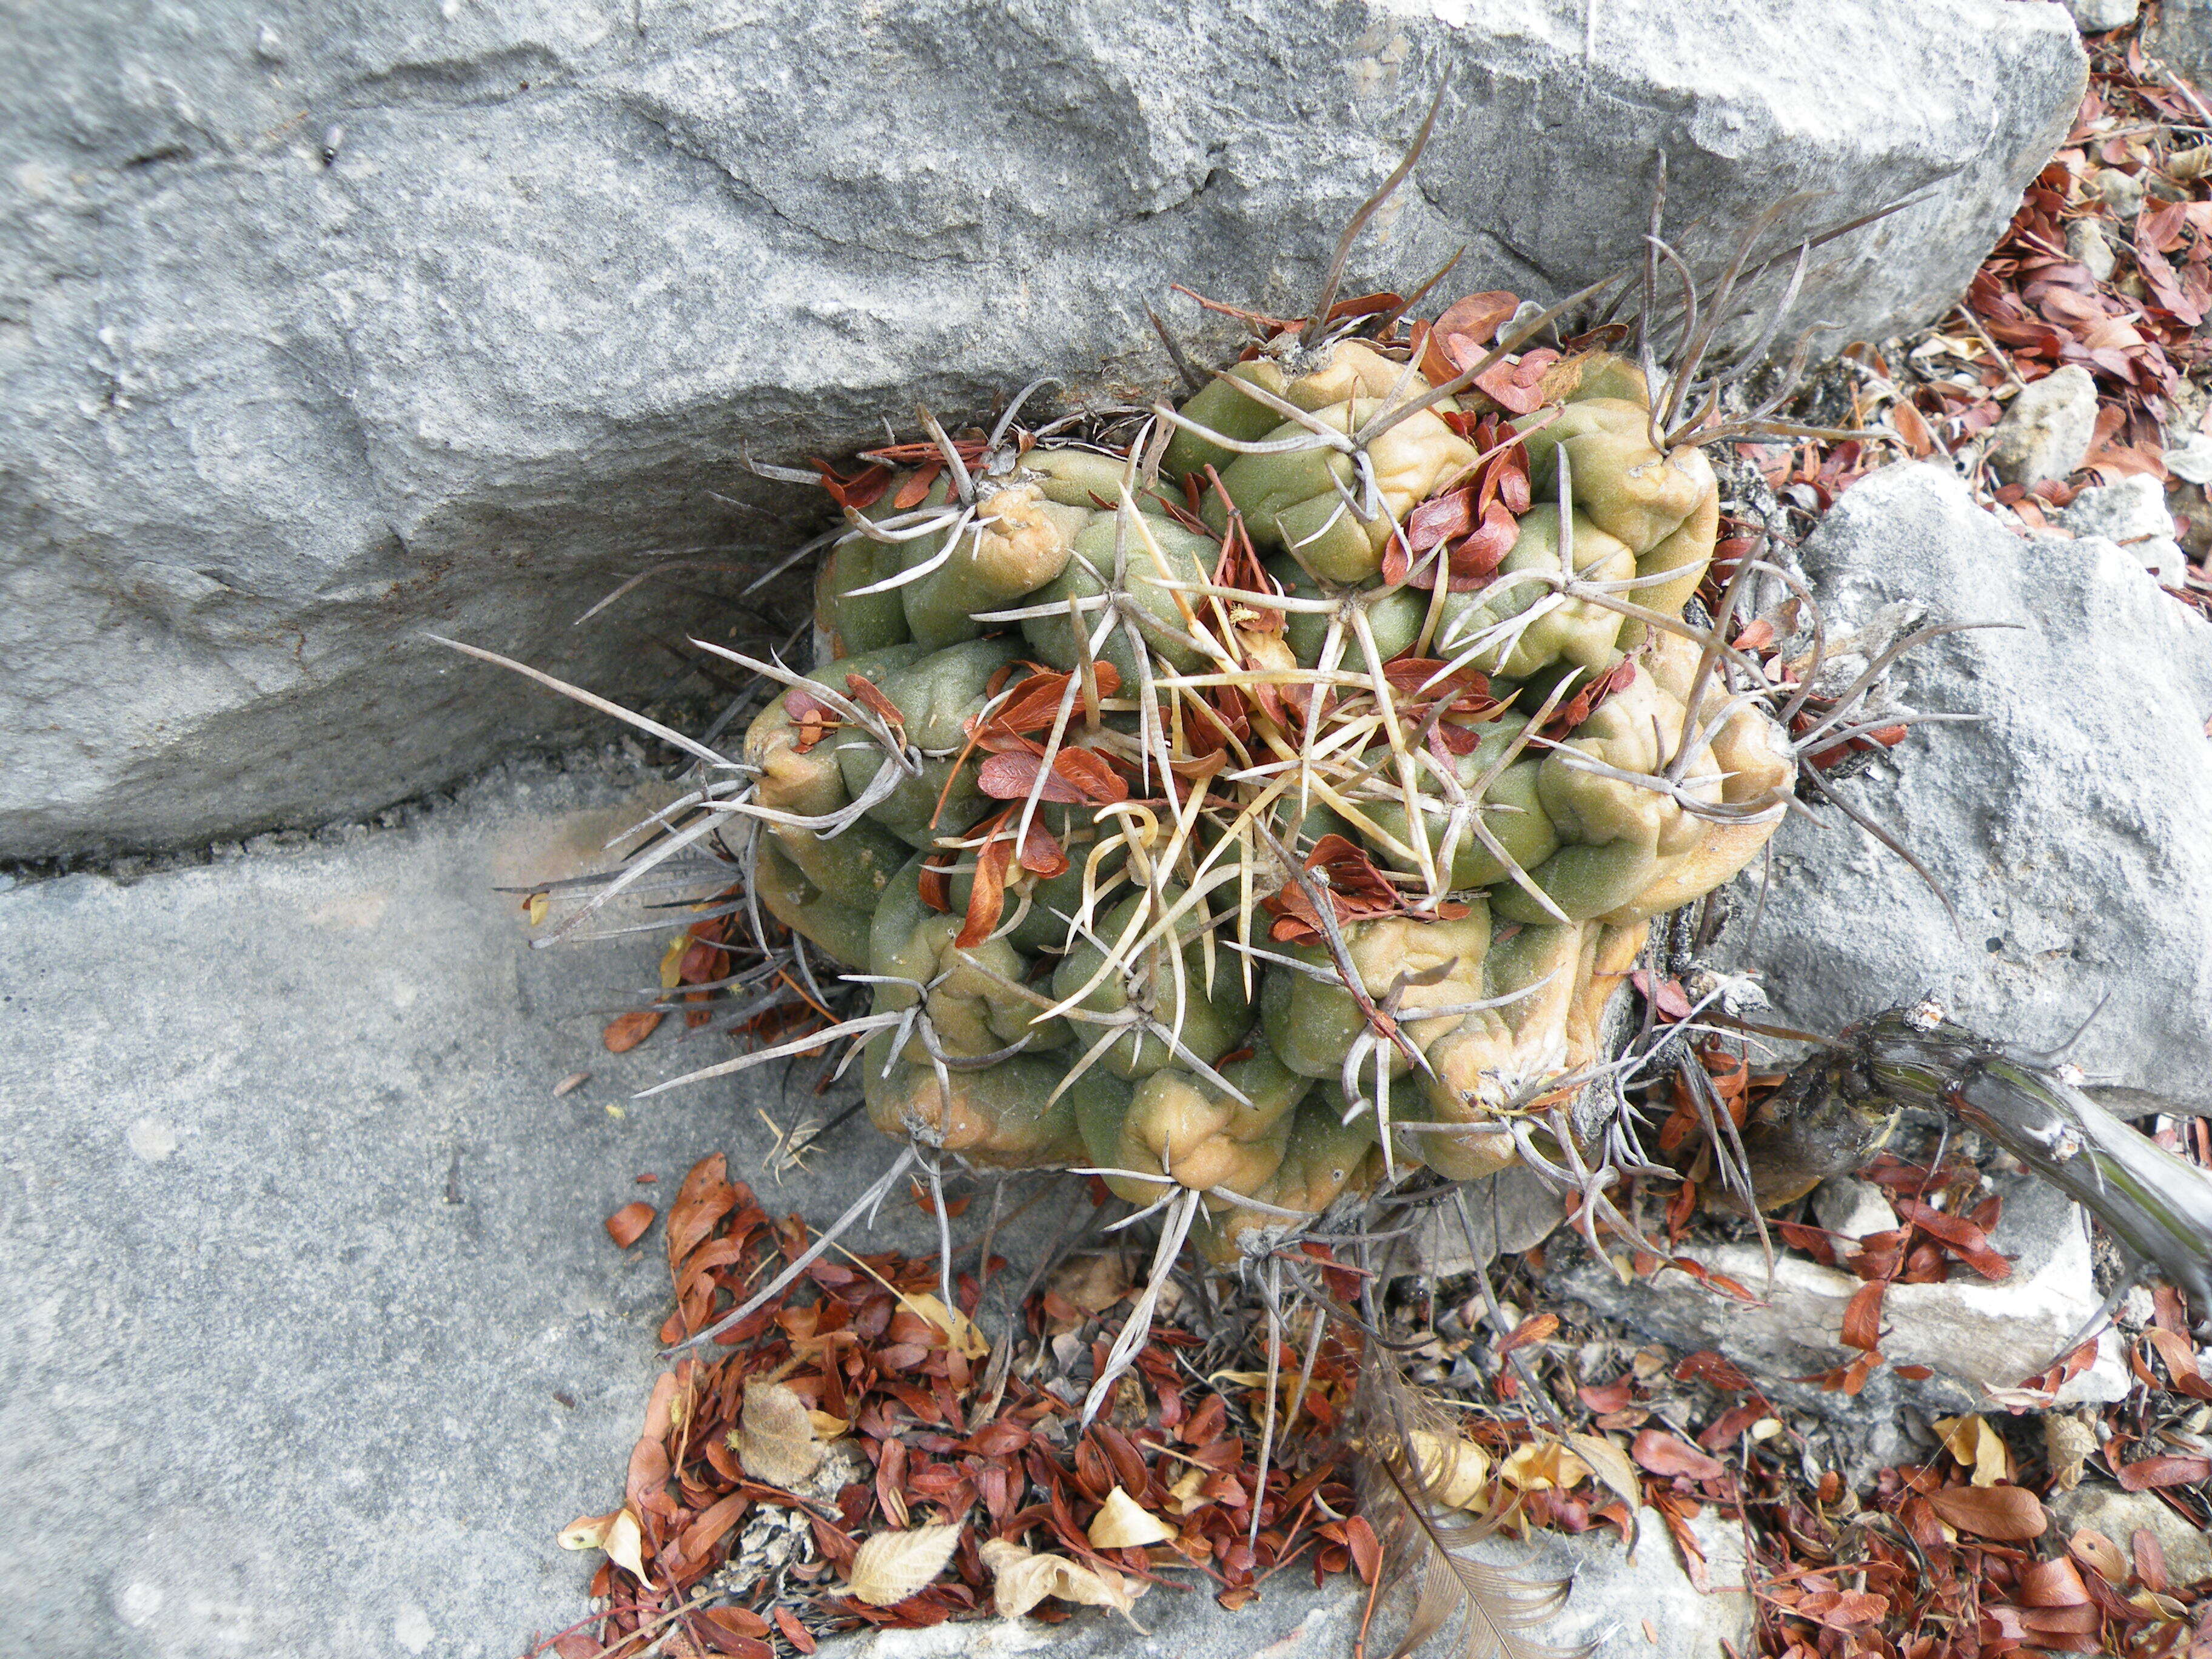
[[605, 1201, 655, 1249], [1925, 1483, 2046, 1541], [603, 1010, 665, 1053], [1630, 1430, 1724, 1483], [2069, 1526, 2127, 1583]]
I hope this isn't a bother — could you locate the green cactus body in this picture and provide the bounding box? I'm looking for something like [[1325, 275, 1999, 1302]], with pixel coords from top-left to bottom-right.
[[691, 344, 1792, 1256]]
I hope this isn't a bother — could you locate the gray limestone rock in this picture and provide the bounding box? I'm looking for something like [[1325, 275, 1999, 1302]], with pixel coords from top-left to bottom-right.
[[1414, 1163, 1567, 1272], [2046, 1484, 2212, 1584], [1985, 364, 2101, 484], [2165, 429, 2212, 485], [2068, 0, 2141, 34], [2, 0, 2087, 859], [1743, 463, 2212, 1116], [2067, 215, 2119, 283], [2054, 473, 2187, 585], [2150, 0, 2212, 89]]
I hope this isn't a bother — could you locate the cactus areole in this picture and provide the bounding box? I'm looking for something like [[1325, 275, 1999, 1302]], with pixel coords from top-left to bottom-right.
[[739, 323, 1796, 1262]]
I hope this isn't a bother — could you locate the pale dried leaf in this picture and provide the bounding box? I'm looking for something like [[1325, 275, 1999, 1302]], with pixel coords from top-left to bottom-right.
[[737, 1379, 824, 1488], [848, 1523, 962, 1606], [980, 1538, 1147, 1626], [605, 1507, 649, 1581], [1165, 1466, 1212, 1516], [1048, 1252, 1133, 1316], [1564, 1432, 1641, 1550], [1354, 1356, 1583, 1659], [558, 1510, 618, 1552], [806, 1410, 851, 1440], [1087, 1486, 1173, 1549], [1407, 1430, 1492, 1511], [1933, 1413, 2012, 1487], [1498, 1440, 1592, 1493], [900, 1291, 991, 1360]]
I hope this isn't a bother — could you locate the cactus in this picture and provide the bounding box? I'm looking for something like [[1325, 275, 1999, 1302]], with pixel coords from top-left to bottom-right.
[[432, 136, 1929, 1399], [697, 316, 1799, 1273]]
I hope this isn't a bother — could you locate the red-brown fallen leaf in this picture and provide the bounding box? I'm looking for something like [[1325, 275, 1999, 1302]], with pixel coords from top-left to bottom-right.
[[1579, 1376, 1637, 1414], [1840, 1279, 1886, 1353], [1925, 1483, 2048, 1541], [843, 674, 907, 733], [700, 1607, 770, 1641], [2115, 1453, 2212, 1492], [951, 804, 1071, 948], [891, 457, 944, 512], [675, 1492, 750, 1565], [976, 747, 1129, 806], [1533, 659, 1638, 743], [2016, 1603, 2103, 1638], [2143, 1327, 2212, 1400], [773, 1606, 818, 1654], [1674, 1350, 1757, 1392], [603, 1010, 665, 1053], [2019, 1555, 2091, 1607], [2136, 1526, 2171, 1594], [605, 1201, 656, 1248], [1798, 1589, 1889, 1631], [970, 662, 1123, 745], [908, 1179, 973, 1221], [1498, 1313, 1560, 1356], [1629, 970, 1692, 1022], [1432, 291, 1522, 361], [1342, 1513, 1381, 1585], [1695, 1399, 1768, 1452], [811, 458, 893, 513], [1891, 1196, 2014, 1281], [1888, 398, 1937, 458], [1632, 1429, 1726, 1482], [1262, 834, 1464, 945], [695, 1623, 774, 1659], [666, 1156, 739, 1269]]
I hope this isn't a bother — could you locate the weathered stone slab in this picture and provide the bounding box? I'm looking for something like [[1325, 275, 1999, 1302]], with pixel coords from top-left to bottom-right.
[[2, 0, 2085, 858], [1744, 463, 2212, 1116]]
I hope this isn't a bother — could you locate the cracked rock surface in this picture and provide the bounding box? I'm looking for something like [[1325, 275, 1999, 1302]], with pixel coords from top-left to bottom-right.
[[1743, 463, 2212, 1114], [2, 0, 2085, 858]]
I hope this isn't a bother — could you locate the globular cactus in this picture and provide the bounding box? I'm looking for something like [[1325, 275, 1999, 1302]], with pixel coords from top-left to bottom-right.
[[731, 316, 1797, 1264]]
